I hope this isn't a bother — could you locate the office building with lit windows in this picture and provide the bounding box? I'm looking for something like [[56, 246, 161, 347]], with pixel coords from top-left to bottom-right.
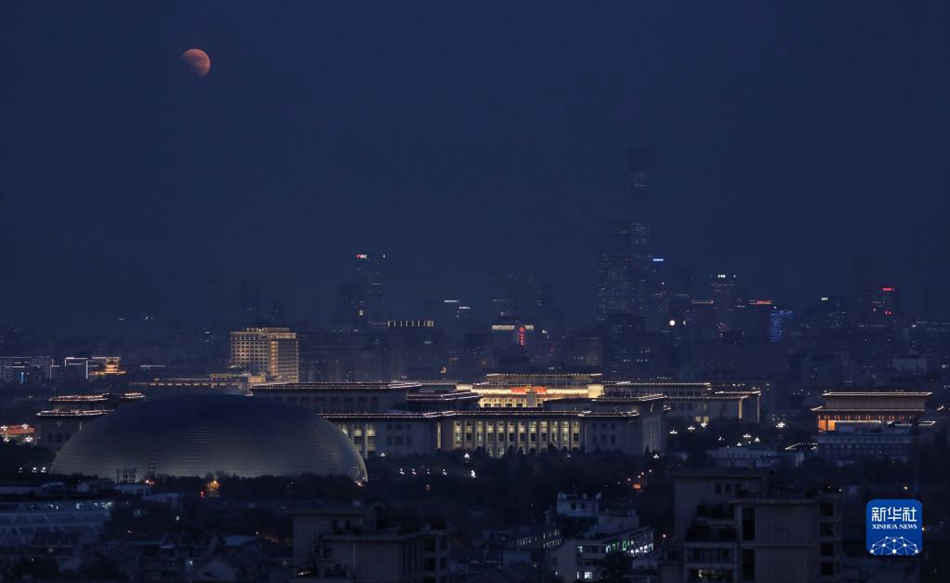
[[230, 327, 299, 382]]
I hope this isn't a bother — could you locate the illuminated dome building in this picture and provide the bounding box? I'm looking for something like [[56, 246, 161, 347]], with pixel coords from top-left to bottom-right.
[[51, 394, 366, 481]]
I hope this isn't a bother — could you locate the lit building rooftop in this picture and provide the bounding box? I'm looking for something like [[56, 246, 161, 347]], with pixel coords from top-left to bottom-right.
[[36, 410, 111, 419], [321, 409, 642, 421], [251, 382, 420, 392], [49, 392, 144, 403]]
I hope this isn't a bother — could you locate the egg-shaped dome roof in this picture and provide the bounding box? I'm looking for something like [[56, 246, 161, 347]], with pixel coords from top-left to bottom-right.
[[51, 394, 366, 481]]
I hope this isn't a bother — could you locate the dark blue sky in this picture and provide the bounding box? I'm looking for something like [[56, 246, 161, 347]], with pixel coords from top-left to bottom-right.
[[2, 2, 948, 331]]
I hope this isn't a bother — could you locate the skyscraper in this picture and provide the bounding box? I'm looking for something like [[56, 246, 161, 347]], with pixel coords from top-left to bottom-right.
[[768, 305, 795, 343], [332, 254, 388, 332], [710, 273, 738, 335], [627, 148, 655, 317], [869, 286, 899, 325], [644, 256, 671, 330], [490, 271, 546, 322], [627, 147, 655, 255], [850, 253, 875, 325], [596, 147, 661, 324], [597, 221, 636, 320], [356, 253, 387, 329]]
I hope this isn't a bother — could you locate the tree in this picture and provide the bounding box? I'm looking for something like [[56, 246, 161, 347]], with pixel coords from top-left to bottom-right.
[[601, 551, 632, 583], [76, 554, 127, 580], [7, 556, 61, 579]]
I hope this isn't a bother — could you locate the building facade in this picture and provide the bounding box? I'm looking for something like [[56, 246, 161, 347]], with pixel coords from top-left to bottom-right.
[[230, 327, 299, 382], [815, 422, 915, 462], [250, 382, 416, 413], [320, 404, 667, 459], [294, 505, 450, 583], [250, 379, 669, 459], [667, 469, 842, 583], [812, 391, 930, 432]]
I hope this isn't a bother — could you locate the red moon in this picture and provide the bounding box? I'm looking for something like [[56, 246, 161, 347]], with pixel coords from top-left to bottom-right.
[[181, 48, 211, 78]]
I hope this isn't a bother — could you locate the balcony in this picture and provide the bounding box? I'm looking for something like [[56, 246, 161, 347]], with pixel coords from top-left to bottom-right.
[[696, 503, 734, 520], [685, 525, 737, 543]]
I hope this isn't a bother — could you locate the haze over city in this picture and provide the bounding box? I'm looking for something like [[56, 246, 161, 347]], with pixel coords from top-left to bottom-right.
[[1, 2, 949, 583], [3, 2, 948, 332]]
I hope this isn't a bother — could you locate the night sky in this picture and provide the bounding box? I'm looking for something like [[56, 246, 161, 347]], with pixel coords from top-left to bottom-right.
[[2, 2, 948, 331]]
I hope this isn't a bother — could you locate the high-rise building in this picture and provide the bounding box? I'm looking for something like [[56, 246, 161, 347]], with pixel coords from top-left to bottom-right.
[[230, 327, 299, 382], [768, 305, 795, 343], [438, 299, 473, 339], [645, 256, 672, 330], [332, 254, 388, 332], [710, 273, 738, 335], [735, 299, 774, 342], [356, 253, 387, 329], [803, 296, 850, 331], [597, 221, 636, 320], [627, 147, 654, 256], [596, 148, 658, 322], [628, 148, 655, 318], [491, 271, 546, 322], [850, 254, 875, 324], [868, 286, 899, 325], [0, 356, 55, 384], [601, 314, 662, 379]]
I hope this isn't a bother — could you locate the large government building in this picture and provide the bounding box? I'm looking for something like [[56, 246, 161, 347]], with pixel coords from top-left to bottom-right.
[[43, 375, 766, 471], [250, 380, 668, 458]]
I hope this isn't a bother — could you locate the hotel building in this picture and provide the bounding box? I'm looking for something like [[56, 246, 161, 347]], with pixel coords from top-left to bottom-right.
[[230, 327, 299, 382]]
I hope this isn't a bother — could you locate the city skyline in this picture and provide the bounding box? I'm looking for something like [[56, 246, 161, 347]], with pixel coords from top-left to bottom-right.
[[2, 4, 950, 580], [2, 2, 948, 332]]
